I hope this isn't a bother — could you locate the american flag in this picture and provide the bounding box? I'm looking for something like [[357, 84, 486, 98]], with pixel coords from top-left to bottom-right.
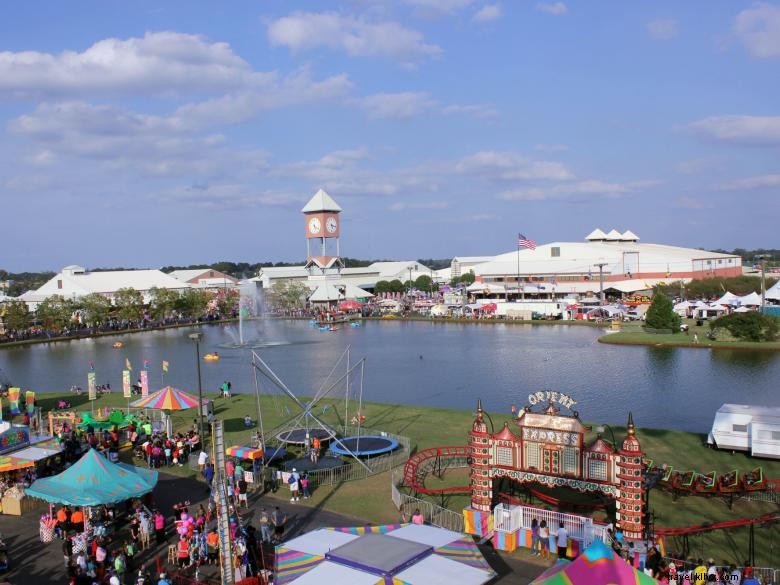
[[517, 233, 537, 250]]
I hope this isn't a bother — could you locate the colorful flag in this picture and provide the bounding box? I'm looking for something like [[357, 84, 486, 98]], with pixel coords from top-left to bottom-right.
[[162, 360, 169, 373], [517, 233, 537, 250], [88, 371, 97, 401], [140, 370, 149, 397], [125, 357, 132, 371], [122, 370, 131, 398], [143, 359, 150, 370]]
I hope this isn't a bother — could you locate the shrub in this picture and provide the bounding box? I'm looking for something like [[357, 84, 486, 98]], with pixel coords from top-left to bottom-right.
[[709, 312, 780, 342], [645, 290, 681, 332]]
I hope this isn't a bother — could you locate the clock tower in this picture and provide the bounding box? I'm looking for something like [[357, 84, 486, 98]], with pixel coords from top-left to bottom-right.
[[302, 188, 343, 275]]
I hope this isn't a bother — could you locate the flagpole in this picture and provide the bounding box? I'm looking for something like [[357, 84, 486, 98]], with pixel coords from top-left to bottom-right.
[[517, 234, 521, 303]]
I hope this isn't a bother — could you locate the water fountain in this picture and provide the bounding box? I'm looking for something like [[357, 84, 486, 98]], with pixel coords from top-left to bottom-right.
[[222, 281, 289, 349]]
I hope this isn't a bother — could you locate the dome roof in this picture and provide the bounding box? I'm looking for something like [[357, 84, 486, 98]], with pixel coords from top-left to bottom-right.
[[585, 228, 607, 241], [493, 423, 518, 442]]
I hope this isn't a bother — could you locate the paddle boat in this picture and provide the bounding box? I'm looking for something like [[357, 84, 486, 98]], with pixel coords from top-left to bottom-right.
[[112, 342, 123, 349], [203, 352, 220, 361]]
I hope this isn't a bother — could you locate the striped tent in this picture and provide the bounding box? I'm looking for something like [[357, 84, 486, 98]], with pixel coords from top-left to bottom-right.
[[130, 386, 201, 410]]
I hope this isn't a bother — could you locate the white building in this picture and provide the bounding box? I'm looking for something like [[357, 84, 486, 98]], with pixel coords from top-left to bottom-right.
[[168, 268, 239, 290], [472, 229, 741, 299], [19, 265, 190, 309], [450, 256, 493, 279]]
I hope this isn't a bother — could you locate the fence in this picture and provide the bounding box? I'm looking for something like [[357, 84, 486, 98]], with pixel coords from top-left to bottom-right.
[[390, 471, 466, 533], [493, 502, 605, 548], [662, 558, 779, 584]]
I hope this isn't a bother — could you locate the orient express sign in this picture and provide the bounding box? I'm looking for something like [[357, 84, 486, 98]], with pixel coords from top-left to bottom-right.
[[526, 390, 577, 410], [522, 427, 579, 446]]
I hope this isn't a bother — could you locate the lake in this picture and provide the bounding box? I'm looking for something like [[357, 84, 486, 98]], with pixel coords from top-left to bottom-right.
[[1, 319, 778, 432]]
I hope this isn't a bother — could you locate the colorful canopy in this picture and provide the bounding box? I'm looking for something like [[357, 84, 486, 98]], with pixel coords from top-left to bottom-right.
[[130, 386, 201, 410], [531, 540, 659, 584], [25, 448, 158, 506], [226, 446, 264, 460], [276, 523, 496, 585]]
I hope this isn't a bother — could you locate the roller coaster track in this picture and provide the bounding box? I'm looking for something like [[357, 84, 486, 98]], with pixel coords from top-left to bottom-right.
[[655, 513, 780, 536], [403, 446, 471, 495]]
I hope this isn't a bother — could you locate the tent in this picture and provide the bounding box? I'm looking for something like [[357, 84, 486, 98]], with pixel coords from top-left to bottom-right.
[[430, 304, 449, 317], [737, 291, 762, 306], [714, 291, 739, 306], [531, 539, 659, 584], [673, 300, 692, 316], [275, 523, 496, 585], [766, 280, 780, 301], [26, 448, 158, 506], [131, 386, 202, 410]]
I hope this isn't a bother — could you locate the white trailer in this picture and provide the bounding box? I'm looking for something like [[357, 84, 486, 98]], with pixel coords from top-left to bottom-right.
[[707, 404, 780, 459], [494, 301, 566, 319]]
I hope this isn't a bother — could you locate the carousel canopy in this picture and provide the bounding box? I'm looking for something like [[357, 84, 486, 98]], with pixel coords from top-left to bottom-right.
[[26, 448, 158, 506], [130, 386, 201, 410], [531, 540, 659, 584], [275, 524, 496, 585]]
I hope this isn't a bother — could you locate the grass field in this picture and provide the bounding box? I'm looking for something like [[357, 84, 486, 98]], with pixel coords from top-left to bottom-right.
[[31, 391, 780, 566], [599, 320, 780, 350]]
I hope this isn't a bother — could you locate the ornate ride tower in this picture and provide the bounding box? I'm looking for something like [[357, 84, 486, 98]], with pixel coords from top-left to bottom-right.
[[469, 399, 493, 512], [302, 188, 343, 277], [615, 412, 645, 540]]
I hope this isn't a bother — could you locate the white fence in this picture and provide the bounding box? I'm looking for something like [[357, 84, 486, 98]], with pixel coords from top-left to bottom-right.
[[493, 503, 605, 548], [390, 470, 465, 533]]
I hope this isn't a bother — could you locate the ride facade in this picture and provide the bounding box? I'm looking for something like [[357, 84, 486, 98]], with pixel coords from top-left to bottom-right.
[[468, 393, 646, 541]]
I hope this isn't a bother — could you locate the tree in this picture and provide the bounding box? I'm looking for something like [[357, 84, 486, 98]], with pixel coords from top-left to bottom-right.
[[451, 271, 475, 287], [645, 288, 681, 332], [3, 299, 30, 331], [388, 279, 405, 293], [149, 287, 180, 320], [81, 293, 112, 326], [414, 275, 433, 292], [113, 288, 144, 322], [36, 295, 75, 330], [374, 280, 392, 294], [267, 280, 309, 311], [176, 289, 212, 319], [710, 312, 779, 342]]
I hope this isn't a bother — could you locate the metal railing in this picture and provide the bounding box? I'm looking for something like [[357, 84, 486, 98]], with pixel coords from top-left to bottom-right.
[[391, 470, 466, 533], [493, 502, 605, 548], [662, 558, 779, 584]]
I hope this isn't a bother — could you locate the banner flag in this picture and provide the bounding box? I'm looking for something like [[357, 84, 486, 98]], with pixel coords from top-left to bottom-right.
[[88, 371, 97, 401], [123, 370, 131, 398], [140, 370, 149, 397], [162, 360, 169, 373], [126, 358, 132, 371]]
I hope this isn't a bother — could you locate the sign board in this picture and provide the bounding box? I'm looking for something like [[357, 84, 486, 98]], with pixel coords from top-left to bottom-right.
[[140, 370, 149, 398], [526, 390, 577, 410], [0, 426, 30, 455]]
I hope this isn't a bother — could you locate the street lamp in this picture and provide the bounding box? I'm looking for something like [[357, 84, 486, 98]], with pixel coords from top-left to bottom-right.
[[188, 331, 205, 446], [596, 423, 617, 449], [754, 254, 771, 314]]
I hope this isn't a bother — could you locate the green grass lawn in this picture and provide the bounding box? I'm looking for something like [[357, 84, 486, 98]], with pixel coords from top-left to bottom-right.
[[32, 391, 780, 565], [600, 320, 780, 350]]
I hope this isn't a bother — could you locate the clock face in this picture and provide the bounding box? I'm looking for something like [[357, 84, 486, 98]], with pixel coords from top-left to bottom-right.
[[326, 217, 338, 233], [308, 217, 321, 234]]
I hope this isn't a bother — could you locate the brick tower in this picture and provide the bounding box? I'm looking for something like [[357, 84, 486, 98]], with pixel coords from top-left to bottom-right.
[[616, 412, 645, 540], [469, 399, 493, 512]]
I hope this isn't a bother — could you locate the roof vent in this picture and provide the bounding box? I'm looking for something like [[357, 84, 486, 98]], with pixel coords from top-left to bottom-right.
[[605, 229, 622, 240], [585, 228, 607, 241], [621, 230, 639, 241]]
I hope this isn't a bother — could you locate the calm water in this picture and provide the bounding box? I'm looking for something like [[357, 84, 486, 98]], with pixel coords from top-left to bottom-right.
[[1, 320, 778, 433]]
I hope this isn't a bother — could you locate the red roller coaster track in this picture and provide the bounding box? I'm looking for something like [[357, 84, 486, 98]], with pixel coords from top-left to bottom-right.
[[403, 446, 780, 537]]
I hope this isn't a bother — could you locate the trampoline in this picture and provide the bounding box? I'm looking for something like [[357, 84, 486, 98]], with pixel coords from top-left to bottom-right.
[[329, 436, 399, 457], [262, 446, 287, 463], [284, 456, 346, 472], [276, 428, 333, 444]]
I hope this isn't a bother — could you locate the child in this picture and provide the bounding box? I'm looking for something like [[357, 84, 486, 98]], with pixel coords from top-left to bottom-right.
[[300, 473, 310, 499]]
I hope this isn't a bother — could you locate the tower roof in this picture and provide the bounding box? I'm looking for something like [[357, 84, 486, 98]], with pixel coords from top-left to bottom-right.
[[302, 188, 342, 213]]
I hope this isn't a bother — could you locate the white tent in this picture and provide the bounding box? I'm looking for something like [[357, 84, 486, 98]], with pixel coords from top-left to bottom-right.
[[466, 281, 506, 294], [714, 291, 739, 306], [308, 283, 373, 303], [766, 280, 780, 301], [734, 306, 751, 313], [673, 300, 692, 316], [430, 304, 449, 317], [737, 291, 762, 306]]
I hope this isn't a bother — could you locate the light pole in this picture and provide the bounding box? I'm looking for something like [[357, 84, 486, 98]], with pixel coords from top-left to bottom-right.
[[754, 254, 770, 314], [189, 331, 205, 446], [596, 423, 617, 449]]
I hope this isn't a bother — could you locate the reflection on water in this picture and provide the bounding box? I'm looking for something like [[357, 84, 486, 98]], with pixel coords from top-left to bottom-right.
[[0, 320, 778, 433]]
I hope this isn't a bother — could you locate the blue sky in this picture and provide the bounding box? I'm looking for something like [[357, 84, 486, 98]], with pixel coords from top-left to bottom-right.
[[1, 1, 779, 271]]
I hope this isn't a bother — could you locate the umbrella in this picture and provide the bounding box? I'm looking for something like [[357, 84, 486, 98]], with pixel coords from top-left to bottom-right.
[[130, 386, 202, 410], [26, 448, 158, 506], [531, 540, 659, 584]]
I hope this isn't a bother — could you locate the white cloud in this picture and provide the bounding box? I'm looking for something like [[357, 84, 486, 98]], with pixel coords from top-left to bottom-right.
[[355, 92, 438, 119], [473, 4, 502, 23], [455, 151, 574, 181], [404, 0, 474, 14], [0, 31, 255, 99], [497, 180, 632, 201], [689, 115, 780, 144], [159, 184, 301, 210], [389, 201, 449, 211], [534, 143, 568, 153], [536, 2, 567, 16], [647, 19, 679, 40], [719, 174, 780, 190], [267, 12, 442, 63], [441, 103, 498, 118], [735, 3, 780, 58]]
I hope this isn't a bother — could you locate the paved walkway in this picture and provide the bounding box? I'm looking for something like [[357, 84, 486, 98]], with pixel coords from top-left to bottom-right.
[[0, 472, 548, 584]]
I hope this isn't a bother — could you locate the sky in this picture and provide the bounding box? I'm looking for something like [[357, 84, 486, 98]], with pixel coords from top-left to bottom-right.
[[1, 1, 779, 271]]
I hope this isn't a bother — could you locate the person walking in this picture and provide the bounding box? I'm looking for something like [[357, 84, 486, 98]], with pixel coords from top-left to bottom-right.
[[556, 522, 568, 559], [271, 506, 287, 544], [154, 510, 166, 544], [539, 520, 550, 560], [259, 508, 272, 544], [530, 518, 540, 556]]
